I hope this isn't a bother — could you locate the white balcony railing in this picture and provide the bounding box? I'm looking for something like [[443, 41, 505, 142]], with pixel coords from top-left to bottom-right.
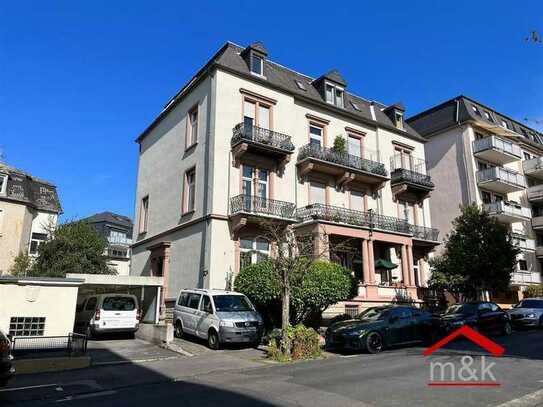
[[483, 201, 531, 220], [473, 136, 522, 159], [476, 167, 526, 188], [511, 272, 542, 285], [528, 184, 543, 202], [523, 157, 543, 176], [512, 234, 536, 250], [107, 235, 132, 246]]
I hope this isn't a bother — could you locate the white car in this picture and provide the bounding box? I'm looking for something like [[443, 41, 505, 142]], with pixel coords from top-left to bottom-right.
[[76, 294, 141, 337], [173, 289, 263, 349]]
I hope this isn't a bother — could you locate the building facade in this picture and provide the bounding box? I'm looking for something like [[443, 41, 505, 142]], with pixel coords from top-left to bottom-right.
[[131, 41, 439, 315], [0, 162, 62, 275], [81, 212, 133, 276], [407, 96, 543, 302]]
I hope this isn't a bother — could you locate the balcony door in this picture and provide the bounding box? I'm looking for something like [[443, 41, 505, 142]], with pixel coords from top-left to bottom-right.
[[348, 135, 362, 158], [242, 165, 269, 210], [395, 147, 413, 171], [309, 180, 326, 205], [350, 189, 366, 212], [243, 99, 271, 131]]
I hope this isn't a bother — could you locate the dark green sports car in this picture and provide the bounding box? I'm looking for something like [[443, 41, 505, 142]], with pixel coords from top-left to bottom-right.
[[325, 305, 440, 353]]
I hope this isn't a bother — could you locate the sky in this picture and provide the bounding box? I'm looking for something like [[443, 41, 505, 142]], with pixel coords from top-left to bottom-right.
[[1, 1, 542, 221]]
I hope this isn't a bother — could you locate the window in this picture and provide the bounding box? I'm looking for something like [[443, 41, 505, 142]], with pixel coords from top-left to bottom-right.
[[29, 232, 48, 255], [309, 180, 326, 204], [398, 201, 415, 224], [85, 297, 97, 311], [102, 296, 136, 311], [518, 260, 528, 271], [394, 146, 413, 170], [241, 165, 269, 206], [0, 209, 3, 235], [139, 196, 149, 234], [201, 296, 213, 314], [472, 105, 482, 116], [177, 292, 189, 306], [348, 135, 362, 157], [213, 295, 253, 312], [240, 237, 270, 269], [474, 132, 485, 140], [350, 101, 360, 111], [501, 120, 509, 129], [0, 174, 7, 195], [481, 191, 492, 204], [108, 248, 128, 258], [184, 168, 196, 213], [395, 111, 404, 129], [9, 317, 46, 337], [187, 294, 201, 309], [186, 106, 198, 147], [309, 124, 323, 147], [324, 82, 344, 107], [243, 98, 271, 129], [295, 80, 306, 91], [524, 152, 532, 161], [484, 111, 494, 122], [250, 54, 263, 76], [350, 189, 365, 211]]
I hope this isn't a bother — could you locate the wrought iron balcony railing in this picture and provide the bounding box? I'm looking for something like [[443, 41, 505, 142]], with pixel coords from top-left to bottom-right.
[[230, 195, 296, 219], [297, 144, 388, 177], [231, 123, 295, 152], [389, 154, 434, 188], [410, 224, 440, 242], [295, 203, 412, 234]]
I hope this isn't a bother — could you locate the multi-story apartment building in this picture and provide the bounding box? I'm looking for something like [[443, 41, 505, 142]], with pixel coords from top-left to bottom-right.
[[0, 162, 62, 274], [81, 211, 133, 276], [131, 41, 439, 315], [408, 96, 543, 302]]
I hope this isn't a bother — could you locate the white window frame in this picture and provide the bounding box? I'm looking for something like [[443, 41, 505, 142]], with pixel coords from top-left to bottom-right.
[[240, 237, 270, 268], [0, 174, 7, 195], [184, 168, 196, 213], [324, 81, 344, 108], [309, 123, 323, 146], [395, 111, 404, 129], [250, 54, 264, 77], [139, 196, 149, 234]]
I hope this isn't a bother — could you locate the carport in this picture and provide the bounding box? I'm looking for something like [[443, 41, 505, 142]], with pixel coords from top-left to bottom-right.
[[66, 274, 163, 324]]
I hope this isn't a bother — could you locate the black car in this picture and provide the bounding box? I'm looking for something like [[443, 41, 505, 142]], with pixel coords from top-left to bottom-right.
[[441, 301, 512, 335], [325, 305, 440, 354], [0, 329, 14, 387]]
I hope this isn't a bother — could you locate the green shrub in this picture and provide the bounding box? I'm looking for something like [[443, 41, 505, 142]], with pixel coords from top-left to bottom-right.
[[267, 325, 321, 361], [524, 284, 543, 298], [332, 135, 347, 154]]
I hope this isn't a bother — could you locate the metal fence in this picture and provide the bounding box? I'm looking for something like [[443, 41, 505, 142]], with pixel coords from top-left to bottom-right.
[[230, 194, 297, 219], [11, 333, 87, 356], [231, 123, 295, 152]]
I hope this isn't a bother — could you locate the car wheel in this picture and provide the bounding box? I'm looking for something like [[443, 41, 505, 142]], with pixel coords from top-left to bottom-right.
[[208, 329, 220, 350], [174, 321, 184, 339], [365, 332, 383, 354], [502, 321, 512, 336]]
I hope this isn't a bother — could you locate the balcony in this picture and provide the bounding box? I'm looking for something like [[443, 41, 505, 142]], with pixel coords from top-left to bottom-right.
[[512, 233, 536, 251], [511, 271, 542, 285], [107, 235, 132, 246], [297, 144, 388, 189], [410, 224, 440, 245], [472, 136, 521, 165], [229, 195, 296, 233], [483, 201, 531, 223], [390, 155, 434, 201], [527, 184, 543, 203], [532, 216, 543, 231], [537, 246, 543, 259], [523, 157, 543, 180], [231, 123, 295, 167], [476, 167, 526, 194]]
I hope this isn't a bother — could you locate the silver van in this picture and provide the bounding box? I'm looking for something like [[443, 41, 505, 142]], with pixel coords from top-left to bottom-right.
[[173, 289, 263, 349], [75, 294, 141, 337]]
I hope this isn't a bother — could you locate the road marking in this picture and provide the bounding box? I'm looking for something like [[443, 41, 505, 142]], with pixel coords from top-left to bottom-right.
[[54, 390, 117, 402], [0, 383, 58, 393], [495, 388, 543, 407]]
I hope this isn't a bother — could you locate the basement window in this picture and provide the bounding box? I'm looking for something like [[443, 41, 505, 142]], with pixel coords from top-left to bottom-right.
[[9, 317, 46, 337]]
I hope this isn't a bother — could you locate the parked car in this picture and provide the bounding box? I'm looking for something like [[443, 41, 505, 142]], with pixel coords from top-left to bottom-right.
[[508, 298, 543, 328], [325, 305, 441, 354], [173, 289, 263, 349], [0, 328, 14, 387], [75, 294, 141, 337], [440, 301, 512, 335]]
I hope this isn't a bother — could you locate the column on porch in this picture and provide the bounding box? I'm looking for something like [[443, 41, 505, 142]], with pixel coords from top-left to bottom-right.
[[406, 243, 415, 287], [400, 244, 410, 286], [361, 238, 376, 285]]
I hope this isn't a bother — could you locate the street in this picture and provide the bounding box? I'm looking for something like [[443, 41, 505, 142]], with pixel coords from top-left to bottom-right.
[[2, 329, 543, 406]]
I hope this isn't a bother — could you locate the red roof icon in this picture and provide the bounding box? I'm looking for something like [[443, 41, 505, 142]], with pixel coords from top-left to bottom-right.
[[423, 325, 505, 357]]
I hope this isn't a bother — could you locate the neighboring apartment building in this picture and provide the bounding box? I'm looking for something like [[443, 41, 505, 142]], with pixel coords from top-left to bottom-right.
[[131, 41, 439, 315], [0, 162, 62, 274], [407, 96, 543, 302], [81, 211, 133, 276]]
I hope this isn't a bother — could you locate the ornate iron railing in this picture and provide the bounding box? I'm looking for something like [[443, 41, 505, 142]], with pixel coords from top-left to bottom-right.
[[410, 224, 440, 242], [390, 168, 434, 188], [297, 144, 388, 177], [231, 123, 295, 152], [230, 195, 296, 219], [295, 203, 411, 234]]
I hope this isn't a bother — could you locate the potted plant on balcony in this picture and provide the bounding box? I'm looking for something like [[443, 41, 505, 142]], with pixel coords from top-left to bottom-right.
[[333, 135, 347, 155]]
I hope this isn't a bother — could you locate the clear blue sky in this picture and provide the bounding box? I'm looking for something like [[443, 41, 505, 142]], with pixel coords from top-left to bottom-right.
[[2, 1, 541, 221]]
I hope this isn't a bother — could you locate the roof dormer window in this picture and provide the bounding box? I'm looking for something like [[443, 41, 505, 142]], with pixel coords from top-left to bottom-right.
[[325, 82, 344, 108], [395, 111, 404, 130], [501, 119, 510, 129], [472, 105, 482, 116], [0, 174, 7, 196], [251, 54, 263, 76], [484, 111, 494, 122]]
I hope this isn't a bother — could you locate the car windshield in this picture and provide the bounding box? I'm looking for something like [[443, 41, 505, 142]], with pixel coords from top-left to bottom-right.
[[102, 297, 136, 311], [213, 295, 253, 312], [518, 299, 543, 309], [445, 304, 477, 315], [357, 307, 390, 321]]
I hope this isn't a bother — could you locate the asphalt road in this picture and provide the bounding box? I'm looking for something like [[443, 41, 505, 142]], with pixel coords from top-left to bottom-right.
[[4, 329, 543, 407]]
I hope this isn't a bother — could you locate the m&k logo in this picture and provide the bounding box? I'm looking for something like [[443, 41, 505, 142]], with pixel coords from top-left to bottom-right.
[[424, 325, 505, 387]]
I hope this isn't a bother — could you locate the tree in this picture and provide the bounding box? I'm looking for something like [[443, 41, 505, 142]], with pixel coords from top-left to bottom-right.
[[9, 252, 33, 276], [332, 135, 347, 154], [429, 204, 519, 300], [30, 221, 114, 277]]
